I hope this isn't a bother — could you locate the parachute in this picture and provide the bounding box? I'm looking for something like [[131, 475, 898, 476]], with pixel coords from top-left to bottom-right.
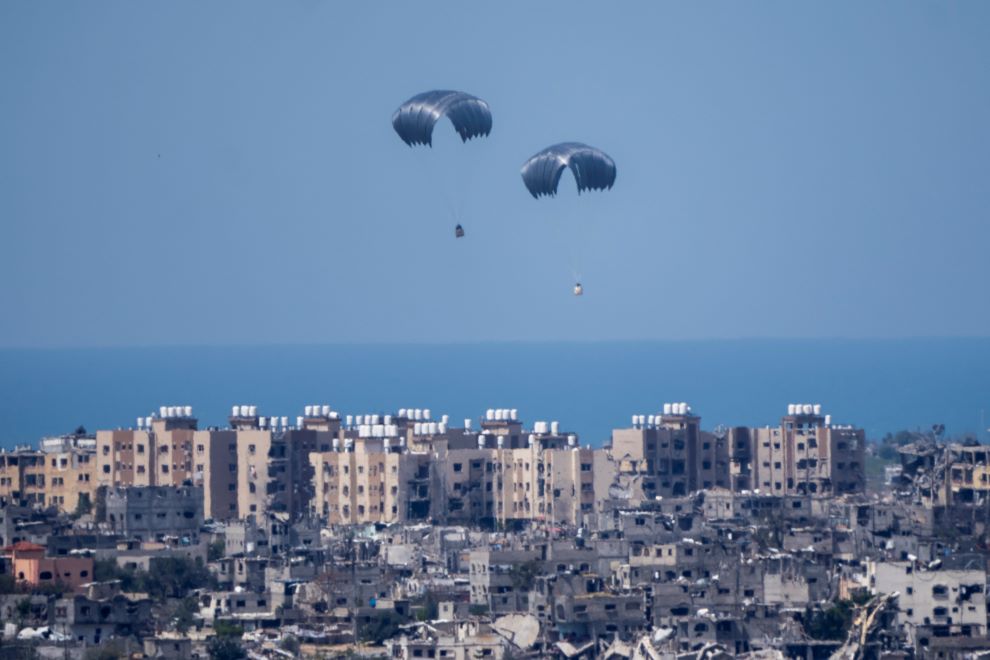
[[392, 90, 492, 147], [392, 90, 492, 239], [521, 143, 616, 295], [520, 142, 616, 199]]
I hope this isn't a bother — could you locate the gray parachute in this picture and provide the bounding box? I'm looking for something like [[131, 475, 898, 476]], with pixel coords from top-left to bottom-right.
[[520, 142, 616, 198], [392, 90, 492, 147]]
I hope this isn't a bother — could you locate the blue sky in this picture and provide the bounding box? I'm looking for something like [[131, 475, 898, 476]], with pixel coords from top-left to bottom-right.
[[2, 1, 988, 346]]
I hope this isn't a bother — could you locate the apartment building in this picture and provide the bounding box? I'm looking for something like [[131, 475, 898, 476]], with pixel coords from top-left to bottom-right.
[[868, 561, 986, 641], [746, 404, 865, 497], [310, 440, 433, 524], [602, 403, 725, 504], [307, 410, 594, 528], [42, 446, 96, 513], [96, 406, 196, 489], [0, 449, 48, 507]]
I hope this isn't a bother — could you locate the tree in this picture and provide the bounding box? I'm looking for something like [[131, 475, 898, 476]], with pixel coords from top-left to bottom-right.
[[15, 598, 32, 625], [213, 621, 244, 638], [174, 596, 199, 633], [207, 636, 246, 660], [280, 634, 301, 655], [208, 540, 226, 562], [805, 600, 855, 640], [358, 611, 404, 645], [73, 493, 93, 518]]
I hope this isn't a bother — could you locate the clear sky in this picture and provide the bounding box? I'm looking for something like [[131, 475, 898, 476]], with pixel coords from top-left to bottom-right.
[[2, 1, 988, 347]]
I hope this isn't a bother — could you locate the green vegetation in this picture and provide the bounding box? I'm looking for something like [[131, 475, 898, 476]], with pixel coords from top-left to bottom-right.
[[174, 595, 199, 633], [93, 556, 216, 601], [207, 636, 247, 660], [208, 540, 227, 562], [213, 620, 244, 638], [805, 599, 857, 640], [280, 634, 301, 655], [508, 559, 541, 590], [73, 493, 93, 518], [413, 593, 440, 621], [358, 610, 404, 644]]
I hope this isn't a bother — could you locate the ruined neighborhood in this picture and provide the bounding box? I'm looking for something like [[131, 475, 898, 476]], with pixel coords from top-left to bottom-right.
[[0, 401, 984, 659]]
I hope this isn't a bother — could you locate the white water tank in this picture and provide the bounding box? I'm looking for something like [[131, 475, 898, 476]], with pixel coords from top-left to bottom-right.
[[414, 423, 422, 435], [304, 405, 312, 417], [803, 404, 813, 415], [345, 415, 354, 427], [423, 408, 431, 420], [510, 409, 518, 421], [332, 437, 340, 451], [145, 416, 152, 428], [464, 419, 472, 430], [486, 409, 495, 421], [813, 404, 822, 415], [551, 421, 560, 435], [184, 405, 192, 417], [568, 434, 577, 447], [136, 417, 144, 429], [787, 404, 796, 415], [477, 435, 486, 449], [280, 416, 288, 428], [296, 416, 303, 428], [438, 422, 447, 434], [528, 434, 536, 446], [663, 403, 672, 415], [322, 405, 331, 416], [398, 408, 407, 418], [495, 409, 504, 421], [648, 415, 655, 426]]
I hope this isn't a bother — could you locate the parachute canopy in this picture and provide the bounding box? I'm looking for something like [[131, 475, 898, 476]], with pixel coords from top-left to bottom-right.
[[392, 90, 492, 147], [520, 142, 616, 199]]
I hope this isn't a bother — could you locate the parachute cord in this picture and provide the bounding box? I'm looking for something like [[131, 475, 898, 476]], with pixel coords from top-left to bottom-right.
[[548, 209, 581, 284]]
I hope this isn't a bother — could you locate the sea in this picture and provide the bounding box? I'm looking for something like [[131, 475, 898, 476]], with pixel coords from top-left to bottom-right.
[[1, 338, 988, 448]]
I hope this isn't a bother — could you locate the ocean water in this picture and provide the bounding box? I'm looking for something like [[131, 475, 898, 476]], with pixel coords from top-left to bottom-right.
[[1, 339, 989, 447]]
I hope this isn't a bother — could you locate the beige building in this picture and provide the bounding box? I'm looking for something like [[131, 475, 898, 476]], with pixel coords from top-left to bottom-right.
[[308, 409, 594, 529], [599, 404, 726, 505], [310, 440, 433, 524], [744, 404, 865, 497], [0, 449, 48, 507], [43, 447, 96, 512], [0, 434, 96, 514], [96, 407, 196, 490]]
